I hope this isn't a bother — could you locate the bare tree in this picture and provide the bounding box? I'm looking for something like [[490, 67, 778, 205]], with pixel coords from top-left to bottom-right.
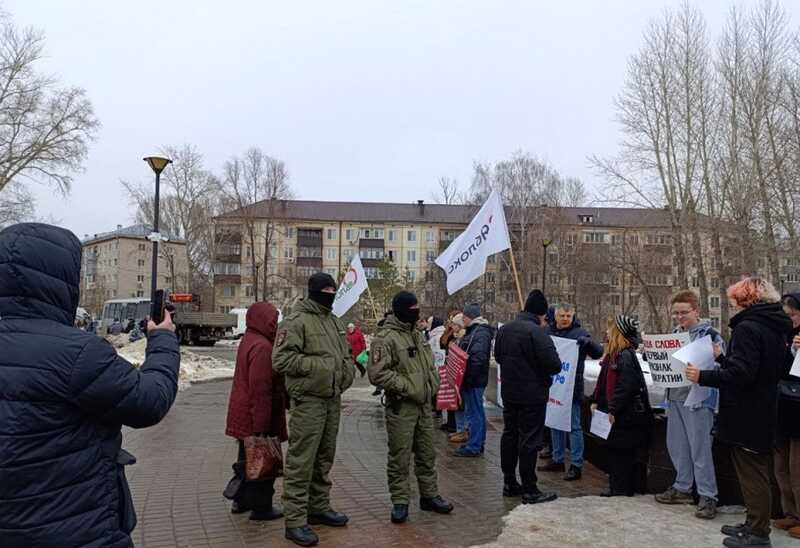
[[220, 147, 293, 301], [432, 176, 463, 205], [123, 144, 220, 294], [0, 14, 99, 223]]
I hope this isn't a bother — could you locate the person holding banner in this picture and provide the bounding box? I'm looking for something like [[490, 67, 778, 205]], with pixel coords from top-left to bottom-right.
[[655, 291, 725, 520], [367, 291, 454, 524], [773, 293, 800, 538], [686, 278, 792, 548], [494, 289, 561, 504], [539, 303, 603, 481], [591, 315, 653, 497]]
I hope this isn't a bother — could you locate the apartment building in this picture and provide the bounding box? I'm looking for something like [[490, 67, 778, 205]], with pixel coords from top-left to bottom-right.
[[80, 224, 188, 315], [212, 199, 786, 334]]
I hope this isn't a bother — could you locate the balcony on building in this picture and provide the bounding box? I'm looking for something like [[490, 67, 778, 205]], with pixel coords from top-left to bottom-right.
[[359, 236, 385, 268]]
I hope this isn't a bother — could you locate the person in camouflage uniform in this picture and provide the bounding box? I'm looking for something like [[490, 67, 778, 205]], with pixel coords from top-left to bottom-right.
[[368, 291, 454, 524], [273, 273, 355, 547]]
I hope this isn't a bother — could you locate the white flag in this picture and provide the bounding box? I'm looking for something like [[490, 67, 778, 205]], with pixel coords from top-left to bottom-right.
[[332, 254, 369, 317], [434, 189, 511, 295]]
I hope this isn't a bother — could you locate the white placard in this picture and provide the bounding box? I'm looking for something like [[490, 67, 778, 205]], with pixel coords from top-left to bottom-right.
[[642, 333, 692, 388], [590, 410, 612, 440], [672, 336, 716, 408], [790, 351, 800, 378], [544, 337, 580, 433]]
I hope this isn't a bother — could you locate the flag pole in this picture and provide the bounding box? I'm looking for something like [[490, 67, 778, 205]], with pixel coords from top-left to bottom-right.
[[507, 246, 525, 311]]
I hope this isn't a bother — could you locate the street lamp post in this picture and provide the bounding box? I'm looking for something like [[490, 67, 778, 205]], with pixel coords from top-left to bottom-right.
[[542, 238, 552, 294], [143, 156, 172, 315]]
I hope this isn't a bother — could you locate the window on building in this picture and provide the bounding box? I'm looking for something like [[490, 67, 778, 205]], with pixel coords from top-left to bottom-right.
[[628, 234, 640, 246], [345, 229, 355, 241], [711, 317, 721, 329], [710, 296, 720, 308], [610, 294, 622, 306], [579, 215, 594, 224], [425, 270, 434, 282], [137, 259, 145, 267], [487, 254, 496, 264], [327, 228, 337, 240], [327, 248, 337, 260], [245, 285, 254, 297], [611, 234, 623, 246], [565, 233, 577, 246], [407, 250, 416, 263], [138, 243, 146, 251], [388, 250, 395, 262], [284, 247, 294, 259], [326, 268, 337, 278], [223, 286, 236, 297], [246, 246, 252, 258], [549, 273, 559, 286], [344, 248, 353, 260], [711, 278, 719, 289], [388, 230, 397, 242], [583, 232, 608, 244], [219, 305, 233, 314], [442, 230, 459, 241], [426, 231, 434, 243], [486, 272, 496, 283], [364, 267, 379, 279], [213, 263, 241, 275], [611, 275, 620, 286], [426, 250, 436, 262], [286, 227, 295, 238], [646, 233, 673, 246], [407, 271, 416, 283], [359, 248, 385, 260], [407, 230, 417, 242]]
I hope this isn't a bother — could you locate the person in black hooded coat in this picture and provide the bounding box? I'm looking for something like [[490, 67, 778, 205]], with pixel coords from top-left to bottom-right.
[[0, 223, 180, 548], [687, 277, 793, 546]]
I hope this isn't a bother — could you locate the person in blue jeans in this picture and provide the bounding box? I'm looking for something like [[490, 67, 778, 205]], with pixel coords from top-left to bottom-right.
[[454, 303, 494, 457], [538, 303, 603, 480]]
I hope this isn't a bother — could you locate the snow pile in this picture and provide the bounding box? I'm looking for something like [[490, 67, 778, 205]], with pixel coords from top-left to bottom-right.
[[114, 338, 235, 391]]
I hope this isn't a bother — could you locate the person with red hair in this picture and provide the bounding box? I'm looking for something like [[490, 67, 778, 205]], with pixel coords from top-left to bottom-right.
[[687, 277, 793, 548]]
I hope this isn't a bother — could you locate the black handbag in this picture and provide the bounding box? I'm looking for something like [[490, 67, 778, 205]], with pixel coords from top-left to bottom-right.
[[778, 380, 800, 438]]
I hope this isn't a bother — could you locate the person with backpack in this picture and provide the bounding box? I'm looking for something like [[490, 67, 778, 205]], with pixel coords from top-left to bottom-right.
[[655, 290, 725, 520], [591, 315, 653, 497]]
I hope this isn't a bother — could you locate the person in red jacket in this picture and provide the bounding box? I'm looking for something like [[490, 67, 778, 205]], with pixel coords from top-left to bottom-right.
[[225, 302, 288, 521], [346, 322, 367, 377]]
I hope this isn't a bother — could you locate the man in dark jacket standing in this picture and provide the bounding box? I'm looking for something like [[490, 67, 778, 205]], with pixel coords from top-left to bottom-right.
[[0, 223, 180, 548], [494, 290, 562, 504], [455, 303, 494, 458], [538, 303, 603, 481]]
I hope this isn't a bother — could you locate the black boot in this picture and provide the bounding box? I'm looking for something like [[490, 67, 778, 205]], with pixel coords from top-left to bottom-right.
[[308, 510, 349, 527], [420, 496, 454, 514], [372, 387, 383, 396], [285, 526, 319, 547], [231, 500, 249, 514], [391, 504, 409, 524], [249, 507, 284, 521], [522, 490, 558, 504], [503, 482, 523, 497], [563, 465, 582, 481]]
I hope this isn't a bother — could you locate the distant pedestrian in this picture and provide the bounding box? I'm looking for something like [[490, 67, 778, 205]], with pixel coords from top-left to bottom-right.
[[687, 278, 793, 547], [538, 303, 603, 481], [591, 315, 653, 497], [655, 290, 725, 519], [273, 273, 355, 547], [346, 322, 367, 377], [0, 223, 180, 548], [225, 301, 287, 522], [368, 291, 454, 524], [454, 303, 494, 458], [494, 289, 561, 504], [444, 313, 468, 442], [773, 293, 800, 538]]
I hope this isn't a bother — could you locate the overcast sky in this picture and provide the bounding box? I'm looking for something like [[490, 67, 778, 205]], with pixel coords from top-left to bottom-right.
[[8, 0, 800, 238]]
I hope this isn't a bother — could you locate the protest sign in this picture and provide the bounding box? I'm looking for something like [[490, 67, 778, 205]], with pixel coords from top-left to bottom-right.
[[545, 336, 580, 432], [642, 332, 692, 388], [791, 351, 800, 378], [436, 343, 468, 411], [590, 410, 612, 440], [671, 335, 715, 408], [496, 322, 503, 408]]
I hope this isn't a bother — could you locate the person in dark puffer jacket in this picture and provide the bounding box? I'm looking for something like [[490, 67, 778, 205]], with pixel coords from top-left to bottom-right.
[[0, 223, 180, 548]]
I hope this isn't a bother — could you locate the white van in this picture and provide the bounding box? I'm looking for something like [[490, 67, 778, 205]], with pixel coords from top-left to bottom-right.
[[229, 307, 283, 338]]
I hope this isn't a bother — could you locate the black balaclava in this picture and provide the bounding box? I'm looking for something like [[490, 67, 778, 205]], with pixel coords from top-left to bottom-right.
[[525, 289, 549, 316], [308, 272, 337, 309], [392, 291, 420, 326]]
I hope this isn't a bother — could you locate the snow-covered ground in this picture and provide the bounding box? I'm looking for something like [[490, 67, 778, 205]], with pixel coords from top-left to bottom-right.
[[472, 496, 794, 548], [111, 337, 235, 391]]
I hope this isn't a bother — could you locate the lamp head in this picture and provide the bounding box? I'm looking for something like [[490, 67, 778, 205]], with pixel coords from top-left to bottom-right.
[[143, 156, 172, 175]]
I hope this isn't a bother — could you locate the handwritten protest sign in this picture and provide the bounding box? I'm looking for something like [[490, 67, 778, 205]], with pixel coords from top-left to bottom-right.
[[436, 343, 467, 411], [545, 336, 580, 432], [642, 333, 691, 388]]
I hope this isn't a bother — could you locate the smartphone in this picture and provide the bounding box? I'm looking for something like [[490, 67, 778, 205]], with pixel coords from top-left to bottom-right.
[[151, 289, 170, 324]]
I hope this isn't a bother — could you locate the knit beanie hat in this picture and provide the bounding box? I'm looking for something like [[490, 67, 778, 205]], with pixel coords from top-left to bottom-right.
[[524, 290, 549, 316], [463, 303, 481, 320], [614, 314, 640, 344]]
